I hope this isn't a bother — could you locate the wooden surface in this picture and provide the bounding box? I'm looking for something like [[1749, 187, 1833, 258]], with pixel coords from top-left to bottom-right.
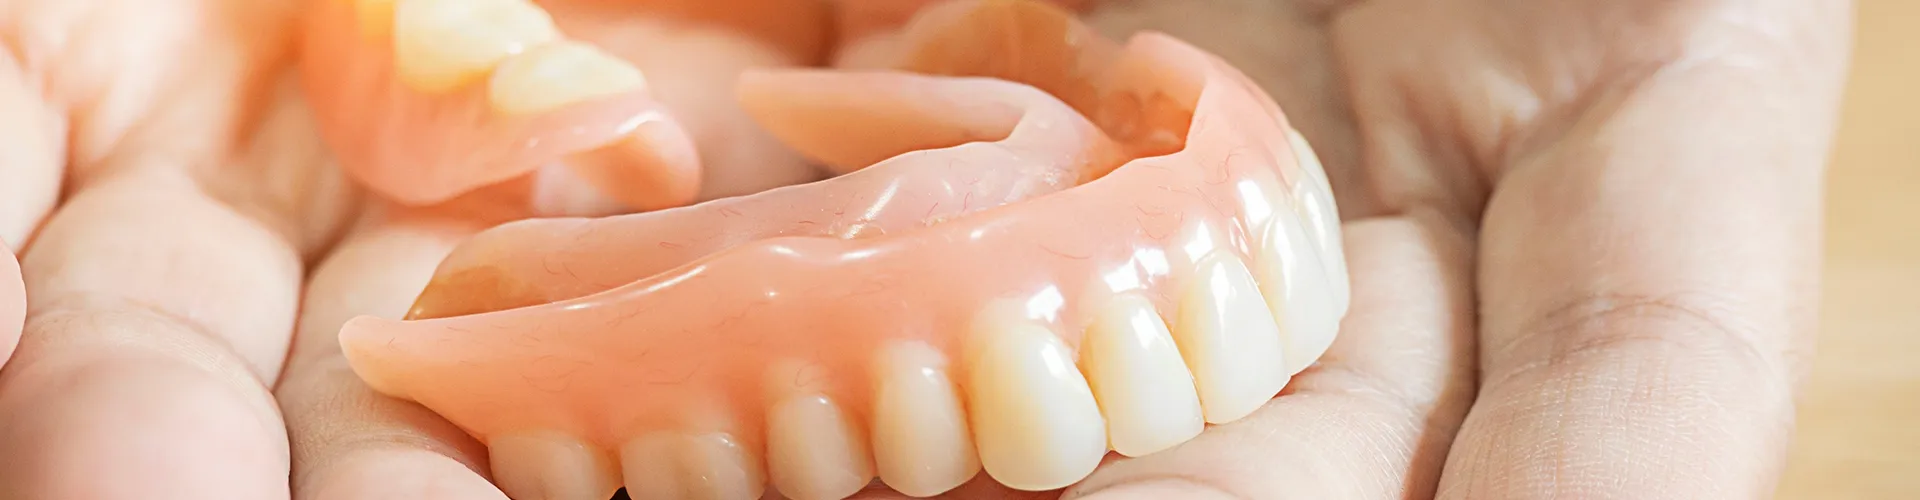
[[1776, 1, 1920, 498]]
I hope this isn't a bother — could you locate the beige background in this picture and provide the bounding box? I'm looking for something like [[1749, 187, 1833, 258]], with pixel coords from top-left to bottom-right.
[[1776, 1, 1920, 498]]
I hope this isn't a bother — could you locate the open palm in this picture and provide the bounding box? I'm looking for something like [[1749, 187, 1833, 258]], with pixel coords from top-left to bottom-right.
[[1050, 0, 1849, 498], [0, 0, 1847, 499]]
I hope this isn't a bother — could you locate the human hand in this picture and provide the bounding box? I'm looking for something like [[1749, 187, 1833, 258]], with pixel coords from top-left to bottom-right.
[[1040, 0, 1851, 498], [0, 0, 360, 497]]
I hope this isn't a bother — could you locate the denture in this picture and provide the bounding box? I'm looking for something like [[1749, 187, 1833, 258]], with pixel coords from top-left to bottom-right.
[[300, 0, 834, 213], [337, 0, 1350, 498]]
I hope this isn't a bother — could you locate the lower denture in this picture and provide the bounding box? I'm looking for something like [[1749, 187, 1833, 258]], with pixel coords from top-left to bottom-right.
[[338, 0, 1349, 497]]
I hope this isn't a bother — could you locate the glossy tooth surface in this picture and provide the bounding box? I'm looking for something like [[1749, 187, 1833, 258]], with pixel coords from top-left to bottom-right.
[[1081, 294, 1204, 457], [489, 432, 621, 500], [871, 342, 980, 497], [767, 394, 875, 500], [620, 432, 765, 500], [965, 315, 1107, 491], [392, 0, 558, 92], [489, 41, 647, 116], [1175, 252, 1290, 424], [1257, 205, 1342, 375], [1288, 130, 1350, 315]]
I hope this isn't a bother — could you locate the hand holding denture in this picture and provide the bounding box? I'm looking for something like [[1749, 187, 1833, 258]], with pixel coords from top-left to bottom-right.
[[0, 0, 1845, 499]]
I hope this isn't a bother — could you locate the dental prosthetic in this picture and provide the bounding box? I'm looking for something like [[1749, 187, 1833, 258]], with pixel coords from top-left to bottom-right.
[[299, 0, 1353, 498]]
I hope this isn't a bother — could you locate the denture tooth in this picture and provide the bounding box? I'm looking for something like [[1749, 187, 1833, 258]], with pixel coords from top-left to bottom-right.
[[1175, 252, 1290, 424], [392, 0, 559, 93], [1081, 294, 1204, 457], [1288, 130, 1350, 315], [620, 432, 765, 500], [964, 313, 1107, 491], [764, 360, 875, 500], [489, 432, 621, 500], [489, 41, 647, 116], [871, 342, 980, 497], [1256, 205, 1342, 375]]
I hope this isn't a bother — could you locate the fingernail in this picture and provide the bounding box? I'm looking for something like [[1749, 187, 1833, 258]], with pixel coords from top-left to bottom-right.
[[1078, 479, 1239, 500]]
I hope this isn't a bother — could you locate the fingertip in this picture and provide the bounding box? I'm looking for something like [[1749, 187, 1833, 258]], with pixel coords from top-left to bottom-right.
[[301, 448, 508, 500]]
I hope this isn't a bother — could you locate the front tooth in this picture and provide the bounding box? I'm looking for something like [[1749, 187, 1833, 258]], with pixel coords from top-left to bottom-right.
[[1288, 130, 1350, 316], [1256, 205, 1342, 376], [489, 432, 621, 500], [1081, 294, 1205, 457], [1175, 252, 1290, 424], [765, 362, 875, 500], [488, 41, 647, 116], [619, 432, 765, 500], [871, 342, 980, 497], [392, 0, 559, 93], [965, 315, 1108, 491]]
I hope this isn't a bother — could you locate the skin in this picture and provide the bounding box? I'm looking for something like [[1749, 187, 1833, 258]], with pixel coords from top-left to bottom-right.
[[0, 0, 1849, 499]]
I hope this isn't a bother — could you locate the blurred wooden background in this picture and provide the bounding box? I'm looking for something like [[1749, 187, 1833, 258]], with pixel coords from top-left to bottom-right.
[[1775, 1, 1920, 498]]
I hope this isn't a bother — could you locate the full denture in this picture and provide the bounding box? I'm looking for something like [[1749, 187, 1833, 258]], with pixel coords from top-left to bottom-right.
[[332, 0, 1349, 498]]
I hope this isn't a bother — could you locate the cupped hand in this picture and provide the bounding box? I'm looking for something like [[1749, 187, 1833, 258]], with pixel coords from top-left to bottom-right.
[[0, 0, 1851, 499], [1037, 0, 1850, 498], [0, 0, 359, 497]]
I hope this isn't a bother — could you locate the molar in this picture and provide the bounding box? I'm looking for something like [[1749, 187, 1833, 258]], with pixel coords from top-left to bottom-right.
[[964, 310, 1107, 491], [1175, 252, 1290, 424], [488, 41, 648, 116], [1080, 293, 1205, 457], [392, 0, 559, 92], [870, 342, 980, 497], [489, 431, 622, 500]]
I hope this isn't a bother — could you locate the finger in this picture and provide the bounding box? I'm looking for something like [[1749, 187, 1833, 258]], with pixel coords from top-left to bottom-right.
[[0, 166, 304, 499], [1438, 2, 1852, 498], [0, 47, 64, 249], [277, 208, 506, 500], [1062, 215, 1477, 500], [1, 245, 21, 364]]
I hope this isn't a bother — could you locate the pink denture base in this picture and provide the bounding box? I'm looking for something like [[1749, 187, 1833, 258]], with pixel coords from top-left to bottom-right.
[[339, 34, 1320, 446]]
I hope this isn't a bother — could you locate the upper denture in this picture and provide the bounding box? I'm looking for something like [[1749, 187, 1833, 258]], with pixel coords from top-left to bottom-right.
[[337, 0, 1349, 496]]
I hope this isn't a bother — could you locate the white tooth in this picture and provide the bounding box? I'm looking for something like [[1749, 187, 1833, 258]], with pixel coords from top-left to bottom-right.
[[393, 0, 559, 92], [1287, 129, 1333, 203], [1288, 130, 1350, 316], [1081, 293, 1204, 457], [1174, 252, 1289, 424], [766, 394, 875, 500], [620, 432, 765, 500], [965, 313, 1107, 491], [871, 342, 980, 497], [488, 41, 647, 116], [1256, 205, 1342, 376], [489, 432, 621, 500]]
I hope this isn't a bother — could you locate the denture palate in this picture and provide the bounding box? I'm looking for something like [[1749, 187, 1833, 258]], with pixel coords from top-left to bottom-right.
[[338, 1, 1350, 499], [299, 0, 830, 213]]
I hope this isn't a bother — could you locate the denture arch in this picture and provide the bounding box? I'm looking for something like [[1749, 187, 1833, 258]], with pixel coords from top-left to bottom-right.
[[339, 1, 1350, 497]]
